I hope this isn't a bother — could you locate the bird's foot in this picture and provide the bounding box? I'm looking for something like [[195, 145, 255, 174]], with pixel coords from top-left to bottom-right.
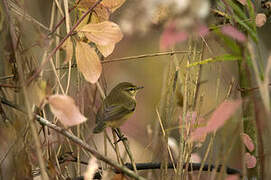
[[114, 135, 127, 144], [113, 128, 127, 144]]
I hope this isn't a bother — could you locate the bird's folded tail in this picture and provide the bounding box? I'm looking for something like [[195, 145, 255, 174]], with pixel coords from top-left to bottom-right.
[[93, 122, 106, 134]]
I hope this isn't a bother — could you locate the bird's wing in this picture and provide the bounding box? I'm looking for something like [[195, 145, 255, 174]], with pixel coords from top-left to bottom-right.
[[97, 102, 135, 123]]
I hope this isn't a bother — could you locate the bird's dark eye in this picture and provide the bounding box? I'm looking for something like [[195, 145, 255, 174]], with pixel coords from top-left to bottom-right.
[[128, 88, 135, 91]]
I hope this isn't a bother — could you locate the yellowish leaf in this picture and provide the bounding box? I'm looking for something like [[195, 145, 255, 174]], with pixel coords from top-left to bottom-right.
[[27, 79, 47, 107], [76, 12, 91, 32], [48, 95, 87, 127], [77, 0, 96, 9], [102, 0, 126, 13], [78, 21, 123, 46], [63, 37, 73, 63], [90, 12, 100, 24], [76, 41, 102, 83], [97, 43, 115, 57]]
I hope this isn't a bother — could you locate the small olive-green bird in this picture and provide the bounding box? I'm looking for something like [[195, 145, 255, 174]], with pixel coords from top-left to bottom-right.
[[93, 82, 143, 133]]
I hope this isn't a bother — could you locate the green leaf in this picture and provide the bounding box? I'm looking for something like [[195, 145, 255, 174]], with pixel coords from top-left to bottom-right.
[[225, 0, 258, 42], [187, 54, 242, 67], [247, 0, 256, 31], [226, 0, 247, 20], [213, 28, 242, 55]]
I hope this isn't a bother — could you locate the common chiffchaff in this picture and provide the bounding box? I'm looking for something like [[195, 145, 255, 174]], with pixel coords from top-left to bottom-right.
[[93, 82, 143, 133]]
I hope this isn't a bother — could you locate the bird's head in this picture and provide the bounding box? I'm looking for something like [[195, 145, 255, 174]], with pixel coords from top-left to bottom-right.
[[113, 82, 144, 98]]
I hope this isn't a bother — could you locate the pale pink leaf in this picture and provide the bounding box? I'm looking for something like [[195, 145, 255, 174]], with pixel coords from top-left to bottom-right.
[[226, 175, 240, 180], [84, 157, 99, 180], [160, 22, 188, 50], [76, 41, 102, 83], [190, 127, 208, 142], [221, 25, 247, 42], [197, 24, 209, 37], [180, 111, 206, 142], [206, 99, 242, 131], [242, 133, 255, 152], [190, 153, 201, 163], [78, 21, 123, 46], [48, 95, 87, 127], [179, 111, 197, 126], [255, 13, 266, 27], [97, 43, 115, 57], [245, 152, 257, 168], [190, 99, 242, 142]]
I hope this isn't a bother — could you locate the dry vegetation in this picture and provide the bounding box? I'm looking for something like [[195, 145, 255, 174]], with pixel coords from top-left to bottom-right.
[[0, 0, 271, 179]]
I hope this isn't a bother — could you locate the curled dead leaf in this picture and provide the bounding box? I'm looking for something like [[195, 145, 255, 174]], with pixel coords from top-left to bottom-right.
[[78, 21, 123, 46], [48, 94, 87, 127], [76, 41, 102, 83]]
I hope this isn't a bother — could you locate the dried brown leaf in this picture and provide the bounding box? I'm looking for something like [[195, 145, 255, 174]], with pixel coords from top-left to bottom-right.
[[77, 0, 110, 22], [92, 4, 110, 22], [48, 94, 87, 127], [97, 43, 115, 57], [102, 0, 126, 12], [76, 41, 102, 83], [77, 0, 96, 9], [78, 21, 123, 46]]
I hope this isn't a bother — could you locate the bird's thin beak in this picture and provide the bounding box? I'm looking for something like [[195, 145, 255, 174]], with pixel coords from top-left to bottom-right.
[[136, 86, 144, 90]]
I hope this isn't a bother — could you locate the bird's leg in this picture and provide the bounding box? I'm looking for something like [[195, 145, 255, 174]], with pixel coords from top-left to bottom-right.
[[114, 128, 127, 144]]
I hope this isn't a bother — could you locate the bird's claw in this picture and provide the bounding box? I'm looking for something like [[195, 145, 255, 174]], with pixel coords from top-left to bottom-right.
[[113, 128, 127, 144], [114, 135, 127, 144]]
